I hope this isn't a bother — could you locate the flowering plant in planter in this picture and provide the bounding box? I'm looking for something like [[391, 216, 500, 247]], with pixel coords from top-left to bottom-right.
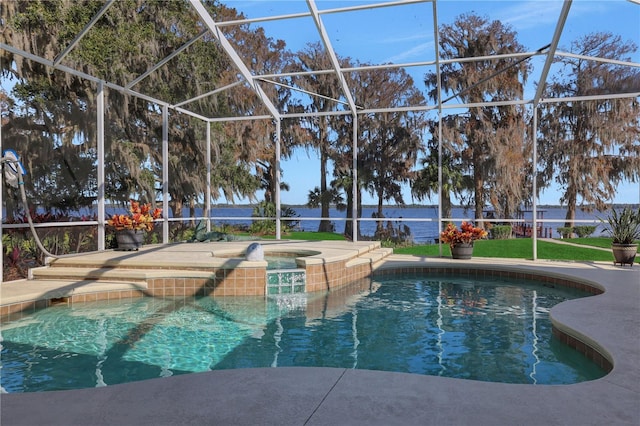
[[107, 200, 162, 231], [440, 221, 488, 247]]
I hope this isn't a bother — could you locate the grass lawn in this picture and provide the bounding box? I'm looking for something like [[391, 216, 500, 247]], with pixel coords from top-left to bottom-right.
[[257, 232, 633, 262], [394, 238, 618, 261], [559, 237, 633, 249]]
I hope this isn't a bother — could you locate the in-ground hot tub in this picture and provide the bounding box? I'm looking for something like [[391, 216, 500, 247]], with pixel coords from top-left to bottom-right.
[[200, 241, 387, 296], [214, 246, 320, 295], [214, 247, 320, 270]]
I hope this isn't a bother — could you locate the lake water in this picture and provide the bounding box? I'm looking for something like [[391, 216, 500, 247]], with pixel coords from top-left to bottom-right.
[[202, 206, 613, 244]]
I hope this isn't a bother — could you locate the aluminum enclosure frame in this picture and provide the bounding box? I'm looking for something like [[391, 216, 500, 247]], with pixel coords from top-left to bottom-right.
[[1, 0, 639, 282]]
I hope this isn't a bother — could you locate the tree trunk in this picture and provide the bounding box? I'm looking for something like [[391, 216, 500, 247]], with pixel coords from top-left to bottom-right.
[[474, 165, 485, 228], [172, 199, 183, 220], [356, 188, 363, 239], [318, 145, 332, 232], [189, 197, 196, 226], [343, 184, 362, 240], [344, 181, 353, 239], [442, 190, 452, 223], [376, 189, 384, 233], [564, 188, 577, 228]]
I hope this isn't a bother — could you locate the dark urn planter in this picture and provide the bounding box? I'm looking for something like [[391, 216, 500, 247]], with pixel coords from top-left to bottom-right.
[[611, 243, 638, 266], [116, 229, 144, 251], [451, 243, 474, 260]]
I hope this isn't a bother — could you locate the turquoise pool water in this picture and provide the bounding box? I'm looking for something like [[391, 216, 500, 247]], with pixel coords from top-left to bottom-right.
[[265, 255, 299, 269], [0, 275, 605, 392]]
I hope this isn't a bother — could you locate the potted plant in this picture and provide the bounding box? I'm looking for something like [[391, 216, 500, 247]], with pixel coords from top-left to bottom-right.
[[600, 206, 640, 266], [107, 200, 162, 251], [440, 221, 488, 259]]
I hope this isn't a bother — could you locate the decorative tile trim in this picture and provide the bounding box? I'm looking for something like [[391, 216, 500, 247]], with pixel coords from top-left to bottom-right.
[[370, 266, 603, 294], [553, 328, 613, 372]]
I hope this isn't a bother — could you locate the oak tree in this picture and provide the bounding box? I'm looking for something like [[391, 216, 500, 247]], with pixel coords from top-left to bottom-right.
[[424, 13, 531, 224], [538, 32, 640, 225]]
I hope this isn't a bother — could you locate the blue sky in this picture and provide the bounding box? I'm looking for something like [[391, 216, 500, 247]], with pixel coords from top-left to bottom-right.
[[228, 0, 640, 206]]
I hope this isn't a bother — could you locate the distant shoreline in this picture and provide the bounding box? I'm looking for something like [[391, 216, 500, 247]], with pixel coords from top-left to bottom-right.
[[209, 203, 639, 209]]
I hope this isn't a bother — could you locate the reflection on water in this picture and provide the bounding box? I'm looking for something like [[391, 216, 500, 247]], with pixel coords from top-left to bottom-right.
[[0, 275, 605, 392]]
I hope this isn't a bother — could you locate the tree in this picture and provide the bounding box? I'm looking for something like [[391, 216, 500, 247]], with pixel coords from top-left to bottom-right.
[[412, 118, 470, 220], [330, 65, 425, 238], [221, 25, 308, 207], [331, 117, 360, 239], [1, 0, 228, 215], [424, 13, 531, 224], [293, 42, 345, 232], [1, 0, 308, 224], [356, 66, 425, 232], [538, 32, 640, 226]]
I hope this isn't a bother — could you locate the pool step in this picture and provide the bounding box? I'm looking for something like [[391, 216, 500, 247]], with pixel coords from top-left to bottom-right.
[[30, 264, 220, 286], [30, 266, 151, 284], [0, 279, 149, 307], [345, 247, 393, 268]]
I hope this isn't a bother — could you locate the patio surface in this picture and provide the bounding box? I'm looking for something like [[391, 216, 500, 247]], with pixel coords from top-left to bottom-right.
[[1, 245, 639, 425]]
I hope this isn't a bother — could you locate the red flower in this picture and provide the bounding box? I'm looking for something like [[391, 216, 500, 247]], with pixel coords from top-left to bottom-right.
[[107, 200, 162, 231], [440, 221, 488, 247]]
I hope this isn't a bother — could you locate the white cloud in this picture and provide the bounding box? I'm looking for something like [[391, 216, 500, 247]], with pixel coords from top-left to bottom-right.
[[494, 1, 565, 29], [494, 0, 610, 30], [382, 33, 432, 44], [384, 41, 435, 63]]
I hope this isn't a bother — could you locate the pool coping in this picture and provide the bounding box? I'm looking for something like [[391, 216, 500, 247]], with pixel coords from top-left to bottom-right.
[[1, 253, 639, 425]]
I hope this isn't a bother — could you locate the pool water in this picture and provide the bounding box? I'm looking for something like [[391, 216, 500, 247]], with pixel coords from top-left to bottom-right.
[[0, 275, 605, 392], [265, 255, 298, 269]]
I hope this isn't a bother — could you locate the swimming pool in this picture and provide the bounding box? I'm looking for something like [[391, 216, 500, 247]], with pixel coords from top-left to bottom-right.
[[0, 275, 605, 392]]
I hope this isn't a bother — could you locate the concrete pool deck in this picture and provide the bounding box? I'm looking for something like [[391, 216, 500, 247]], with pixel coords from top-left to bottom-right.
[[1, 244, 639, 425]]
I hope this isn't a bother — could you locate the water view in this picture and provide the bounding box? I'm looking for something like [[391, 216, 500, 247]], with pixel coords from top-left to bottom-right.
[[204, 205, 611, 243]]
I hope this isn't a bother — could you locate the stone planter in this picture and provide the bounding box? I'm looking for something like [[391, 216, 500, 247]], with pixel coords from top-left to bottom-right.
[[116, 229, 144, 251], [611, 243, 637, 266], [451, 243, 474, 260]]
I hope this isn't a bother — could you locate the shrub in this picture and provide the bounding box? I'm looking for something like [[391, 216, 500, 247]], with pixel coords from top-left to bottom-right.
[[490, 225, 512, 240], [557, 227, 573, 238], [600, 206, 640, 244], [373, 220, 413, 246], [249, 201, 299, 235], [573, 225, 597, 238]]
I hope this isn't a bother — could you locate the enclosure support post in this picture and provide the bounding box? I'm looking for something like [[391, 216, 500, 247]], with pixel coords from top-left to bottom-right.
[[162, 105, 169, 244], [97, 81, 105, 251], [0, 96, 3, 284], [275, 119, 282, 240], [437, 111, 443, 257], [532, 106, 538, 261], [433, 0, 443, 257], [530, 0, 571, 261], [206, 121, 211, 233], [352, 114, 358, 243]]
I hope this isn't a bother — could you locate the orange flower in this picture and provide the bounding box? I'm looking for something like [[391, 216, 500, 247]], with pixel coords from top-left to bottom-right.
[[107, 200, 162, 231], [440, 221, 487, 247]]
